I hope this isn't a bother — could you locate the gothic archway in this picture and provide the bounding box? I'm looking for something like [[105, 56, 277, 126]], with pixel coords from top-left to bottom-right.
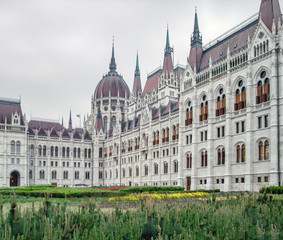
[[10, 171, 20, 187]]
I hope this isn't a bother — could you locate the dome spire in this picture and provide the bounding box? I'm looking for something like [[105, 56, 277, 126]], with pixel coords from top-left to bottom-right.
[[133, 51, 142, 96], [109, 37, 117, 72]]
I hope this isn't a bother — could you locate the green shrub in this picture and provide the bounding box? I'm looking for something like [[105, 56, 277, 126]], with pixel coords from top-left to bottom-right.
[[259, 186, 283, 194]]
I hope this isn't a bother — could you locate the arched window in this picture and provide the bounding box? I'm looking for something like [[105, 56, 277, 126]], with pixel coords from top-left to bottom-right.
[[51, 170, 57, 179], [154, 163, 158, 175], [11, 141, 15, 154], [66, 147, 70, 158], [241, 145, 245, 163], [172, 125, 176, 141], [50, 146, 54, 157], [111, 116, 116, 128], [144, 165, 148, 176], [39, 170, 45, 179], [62, 147, 66, 157], [216, 88, 226, 116], [63, 171, 68, 179], [222, 148, 225, 165], [84, 148, 87, 158], [43, 145, 47, 156], [99, 148, 103, 158], [236, 145, 241, 163], [218, 148, 221, 165], [187, 153, 192, 169], [136, 167, 139, 177], [88, 149, 91, 158], [162, 129, 166, 143], [122, 168, 125, 178], [166, 128, 169, 142], [29, 170, 32, 179], [55, 146, 58, 157], [16, 141, 21, 154], [174, 161, 178, 173], [38, 145, 42, 156], [30, 145, 35, 156], [200, 95, 208, 121], [156, 131, 159, 145], [185, 101, 193, 126], [201, 151, 205, 167], [257, 71, 270, 104], [235, 80, 246, 111], [73, 147, 77, 158], [264, 140, 269, 160], [258, 141, 263, 160], [85, 171, 90, 179], [129, 168, 132, 177], [77, 148, 81, 158], [164, 162, 168, 174]]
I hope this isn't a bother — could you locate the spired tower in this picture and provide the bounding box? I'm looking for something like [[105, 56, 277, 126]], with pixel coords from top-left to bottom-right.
[[158, 27, 179, 106]]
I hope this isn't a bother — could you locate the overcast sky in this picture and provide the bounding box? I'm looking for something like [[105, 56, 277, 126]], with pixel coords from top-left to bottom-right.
[[0, 0, 282, 128]]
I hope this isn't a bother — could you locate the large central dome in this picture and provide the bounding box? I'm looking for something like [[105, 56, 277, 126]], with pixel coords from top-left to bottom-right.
[[94, 44, 130, 100]]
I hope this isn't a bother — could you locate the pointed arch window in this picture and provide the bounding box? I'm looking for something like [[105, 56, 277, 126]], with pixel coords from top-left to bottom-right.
[[163, 162, 168, 174], [38, 145, 42, 156], [30, 145, 35, 156], [11, 141, 15, 154], [236, 144, 245, 163], [185, 101, 193, 126], [256, 71, 270, 104], [154, 163, 158, 175], [51, 170, 57, 179], [187, 153, 192, 169], [16, 141, 21, 154], [144, 165, 148, 176], [200, 95, 208, 122], [235, 80, 246, 111], [216, 88, 226, 116]]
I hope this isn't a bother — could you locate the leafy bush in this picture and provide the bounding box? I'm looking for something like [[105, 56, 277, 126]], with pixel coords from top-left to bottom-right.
[[259, 186, 283, 194], [187, 189, 220, 193], [119, 186, 185, 193]]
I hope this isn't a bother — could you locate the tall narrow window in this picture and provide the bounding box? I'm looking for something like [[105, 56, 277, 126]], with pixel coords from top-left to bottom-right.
[[16, 141, 21, 154], [258, 141, 263, 160], [264, 140, 269, 160], [241, 145, 245, 163], [236, 145, 240, 163]]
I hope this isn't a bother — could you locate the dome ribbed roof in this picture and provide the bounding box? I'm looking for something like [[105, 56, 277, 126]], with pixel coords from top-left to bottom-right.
[[94, 42, 130, 100], [95, 71, 130, 99]]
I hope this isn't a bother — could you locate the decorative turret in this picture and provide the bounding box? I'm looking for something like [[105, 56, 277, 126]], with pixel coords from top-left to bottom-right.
[[132, 52, 142, 96], [259, 0, 282, 33], [68, 110, 72, 130], [188, 7, 203, 72], [95, 106, 103, 134]]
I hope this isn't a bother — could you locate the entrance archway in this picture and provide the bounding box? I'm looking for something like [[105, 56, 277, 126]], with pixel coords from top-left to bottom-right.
[[10, 171, 20, 187]]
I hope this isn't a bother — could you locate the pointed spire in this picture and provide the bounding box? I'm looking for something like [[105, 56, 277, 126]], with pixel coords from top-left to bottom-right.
[[164, 26, 173, 56], [133, 51, 142, 96], [135, 51, 140, 77], [68, 110, 72, 130], [191, 7, 202, 47], [109, 37, 117, 72]]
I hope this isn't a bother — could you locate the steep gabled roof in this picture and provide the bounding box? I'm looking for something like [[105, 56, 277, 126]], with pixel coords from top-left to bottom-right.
[[0, 98, 24, 125], [28, 120, 63, 131], [142, 68, 161, 96], [38, 127, 47, 136], [62, 129, 70, 139], [50, 127, 59, 138], [73, 129, 82, 139], [260, 0, 282, 32], [84, 131, 92, 141]]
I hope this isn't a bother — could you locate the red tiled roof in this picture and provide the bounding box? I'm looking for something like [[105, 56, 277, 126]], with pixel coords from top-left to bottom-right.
[[133, 75, 142, 96], [260, 0, 282, 32], [162, 55, 174, 75], [142, 70, 161, 96], [188, 46, 203, 72], [28, 120, 63, 131], [0, 99, 24, 125], [200, 20, 258, 71]]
